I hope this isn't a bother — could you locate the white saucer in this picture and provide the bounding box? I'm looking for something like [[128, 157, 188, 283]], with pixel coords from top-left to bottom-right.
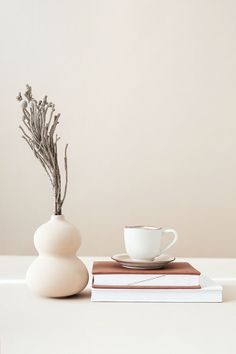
[[111, 253, 175, 269]]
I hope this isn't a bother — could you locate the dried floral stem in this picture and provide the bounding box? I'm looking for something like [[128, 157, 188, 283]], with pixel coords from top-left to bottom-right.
[[17, 85, 68, 215]]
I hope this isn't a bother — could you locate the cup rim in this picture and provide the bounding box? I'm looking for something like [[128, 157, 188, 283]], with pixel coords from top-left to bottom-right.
[[124, 226, 162, 230]]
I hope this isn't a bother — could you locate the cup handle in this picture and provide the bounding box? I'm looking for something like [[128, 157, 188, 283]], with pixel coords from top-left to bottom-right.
[[160, 228, 178, 254]]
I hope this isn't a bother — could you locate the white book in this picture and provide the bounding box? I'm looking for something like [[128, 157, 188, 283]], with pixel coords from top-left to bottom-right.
[[93, 274, 200, 287], [91, 276, 222, 302]]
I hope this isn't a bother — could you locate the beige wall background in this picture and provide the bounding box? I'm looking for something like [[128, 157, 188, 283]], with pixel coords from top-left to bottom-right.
[[0, 0, 236, 257]]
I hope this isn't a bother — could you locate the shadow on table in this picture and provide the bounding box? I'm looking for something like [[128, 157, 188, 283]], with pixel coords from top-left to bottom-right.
[[70, 289, 91, 300], [51, 289, 91, 301]]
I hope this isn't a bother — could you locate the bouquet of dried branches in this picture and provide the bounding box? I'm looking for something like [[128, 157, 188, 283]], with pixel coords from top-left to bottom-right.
[[17, 85, 68, 215]]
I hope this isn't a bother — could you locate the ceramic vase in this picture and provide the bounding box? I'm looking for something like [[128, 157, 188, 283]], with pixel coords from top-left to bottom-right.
[[26, 215, 89, 297]]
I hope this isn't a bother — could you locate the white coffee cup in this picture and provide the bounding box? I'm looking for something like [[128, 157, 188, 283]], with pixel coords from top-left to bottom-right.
[[124, 226, 178, 261]]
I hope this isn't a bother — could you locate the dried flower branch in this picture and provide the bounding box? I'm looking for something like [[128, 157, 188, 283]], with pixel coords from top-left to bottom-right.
[[17, 85, 68, 215]]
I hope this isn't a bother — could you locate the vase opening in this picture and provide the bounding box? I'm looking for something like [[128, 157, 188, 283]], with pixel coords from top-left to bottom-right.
[[50, 214, 65, 221]]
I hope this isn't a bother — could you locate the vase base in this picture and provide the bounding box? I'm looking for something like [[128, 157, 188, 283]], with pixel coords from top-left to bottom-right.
[[26, 256, 89, 298]]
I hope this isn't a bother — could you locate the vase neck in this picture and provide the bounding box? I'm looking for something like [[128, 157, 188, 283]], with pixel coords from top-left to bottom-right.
[[50, 215, 65, 221]]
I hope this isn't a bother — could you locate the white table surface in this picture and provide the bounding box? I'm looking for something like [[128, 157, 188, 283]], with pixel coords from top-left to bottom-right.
[[0, 256, 236, 354]]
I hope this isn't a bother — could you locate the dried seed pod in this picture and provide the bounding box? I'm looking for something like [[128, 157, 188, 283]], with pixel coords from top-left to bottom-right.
[[17, 85, 68, 215], [19, 100, 28, 109]]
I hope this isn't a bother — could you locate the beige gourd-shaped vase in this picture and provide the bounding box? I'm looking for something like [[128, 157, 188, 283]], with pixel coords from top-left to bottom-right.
[[26, 215, 89, 297]]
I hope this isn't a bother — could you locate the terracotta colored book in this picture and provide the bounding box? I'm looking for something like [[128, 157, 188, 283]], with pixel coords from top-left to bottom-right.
[[92, 261, 201, 289]]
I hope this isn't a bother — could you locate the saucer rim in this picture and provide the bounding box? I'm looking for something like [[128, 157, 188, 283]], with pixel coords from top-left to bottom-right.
[[111, 253, 175, 265]]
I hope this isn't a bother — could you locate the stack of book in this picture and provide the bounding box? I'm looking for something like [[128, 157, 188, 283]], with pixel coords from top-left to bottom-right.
[[91, 261, 222, 302]]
